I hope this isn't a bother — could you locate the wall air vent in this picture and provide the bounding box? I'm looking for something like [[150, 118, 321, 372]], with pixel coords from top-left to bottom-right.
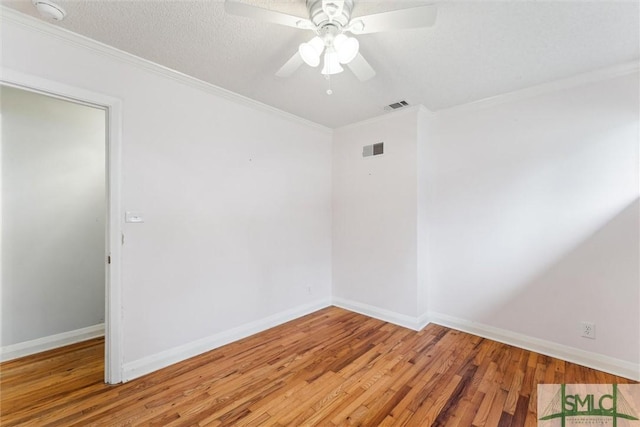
[[384, 100, 409, 111], [363, 142, 384, 158]]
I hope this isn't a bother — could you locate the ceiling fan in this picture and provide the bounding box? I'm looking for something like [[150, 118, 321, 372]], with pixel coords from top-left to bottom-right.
[[225, 0, 437, 86]]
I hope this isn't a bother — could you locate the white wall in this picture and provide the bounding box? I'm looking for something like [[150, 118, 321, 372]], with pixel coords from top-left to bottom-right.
[[1, 13, 332, 373], [424, 73, 639, 364], [1, 86, 106, 346], [2, 8, 637, 380], [332, 72, 639, 375], [332, 110, 419, 319]]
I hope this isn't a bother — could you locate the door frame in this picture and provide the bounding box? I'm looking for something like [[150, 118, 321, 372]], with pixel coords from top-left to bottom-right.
[[1, 68, 123, 384]]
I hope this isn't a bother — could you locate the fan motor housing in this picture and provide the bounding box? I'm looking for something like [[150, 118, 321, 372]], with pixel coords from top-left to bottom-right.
[[307, 0, 354, 29]]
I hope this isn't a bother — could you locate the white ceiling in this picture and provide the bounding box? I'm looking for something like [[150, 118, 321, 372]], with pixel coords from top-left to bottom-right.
[[4, 0, 639, 128]]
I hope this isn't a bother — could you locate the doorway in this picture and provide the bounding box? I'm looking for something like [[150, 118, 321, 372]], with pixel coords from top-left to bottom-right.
[[0, 70, 122, 384]]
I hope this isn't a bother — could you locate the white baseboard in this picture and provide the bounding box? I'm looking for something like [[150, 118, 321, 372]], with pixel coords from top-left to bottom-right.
[[427, 311, 640, 381], [417, 312, 430, 330], [0, 324, 105, 362], [122, 298, 332, 382], [327, 300, 638, 380], [332, 297, 428, 331]]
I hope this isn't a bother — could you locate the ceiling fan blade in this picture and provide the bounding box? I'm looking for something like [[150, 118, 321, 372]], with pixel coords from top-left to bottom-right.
[[347, 53, 376, 82], [276, 52, 305, 78], [225, 0, 314, 30], [349, 5, 437, 35]]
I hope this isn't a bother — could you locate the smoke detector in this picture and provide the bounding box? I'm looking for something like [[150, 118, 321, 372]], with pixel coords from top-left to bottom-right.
[[32, 0, 66, 21]]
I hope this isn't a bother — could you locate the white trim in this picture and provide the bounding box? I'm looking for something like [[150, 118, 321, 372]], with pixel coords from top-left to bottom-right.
[[334, 105, 434, 132], [332, 297, 423, 331], [2, 7, 634, 132], [428, 311, 640, 381], [0, 324, 104, 362], [105, 96, 124, 385], [122, 298, 331, 382], [1, 68, 124, 384], [0, 7, 331, 135], [437, 61, 639, 115], [417, 312, 430, 331], [332, 63, 638, 130]]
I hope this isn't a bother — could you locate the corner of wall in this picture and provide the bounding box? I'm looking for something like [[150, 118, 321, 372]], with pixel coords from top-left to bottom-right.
[[332, 297, 425, 331]]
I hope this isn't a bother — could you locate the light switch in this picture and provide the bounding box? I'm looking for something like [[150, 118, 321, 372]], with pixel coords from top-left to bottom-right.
[[125, 212, 144, 223]]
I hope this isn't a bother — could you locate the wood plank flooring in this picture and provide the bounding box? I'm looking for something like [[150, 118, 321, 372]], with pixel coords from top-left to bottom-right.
[[1, 307, 635, 426]]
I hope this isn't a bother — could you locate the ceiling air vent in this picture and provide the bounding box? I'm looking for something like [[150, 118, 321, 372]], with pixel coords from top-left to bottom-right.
[[384, 100, 409, 111]]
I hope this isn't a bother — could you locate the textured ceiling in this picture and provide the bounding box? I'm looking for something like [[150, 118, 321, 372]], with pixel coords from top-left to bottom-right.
[[3, 0, 639, 127]]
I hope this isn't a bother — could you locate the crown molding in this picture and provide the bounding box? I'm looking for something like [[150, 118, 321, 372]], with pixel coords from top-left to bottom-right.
[[437, 60, 640, 116], [0, 6, 332, 134], [333, 61, 638, 130], [335, 104, 434, 132], [3, 6, 636, 131]]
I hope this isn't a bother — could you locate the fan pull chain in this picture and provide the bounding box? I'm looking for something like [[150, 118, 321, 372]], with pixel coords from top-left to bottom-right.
[[325, 75, 333, 95]]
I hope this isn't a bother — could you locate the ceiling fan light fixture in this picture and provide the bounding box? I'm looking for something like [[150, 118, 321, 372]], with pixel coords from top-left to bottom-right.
[[299, 36, 324, 67], [321, 48, 344, 75], [346, 19, 365, 34], [333, 34, 359, 64], [322, 0, 345, 20]]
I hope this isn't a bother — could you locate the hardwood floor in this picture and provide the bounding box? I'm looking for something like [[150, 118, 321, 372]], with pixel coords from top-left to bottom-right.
[[1, 307, 635, 426]]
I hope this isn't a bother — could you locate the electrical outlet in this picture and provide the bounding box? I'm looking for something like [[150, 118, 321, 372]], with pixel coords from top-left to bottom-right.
[[581, 321, 595, 339]]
